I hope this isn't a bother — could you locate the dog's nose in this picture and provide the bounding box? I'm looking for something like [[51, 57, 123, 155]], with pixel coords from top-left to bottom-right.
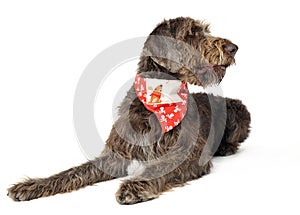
[[223, 42, 238, 57]]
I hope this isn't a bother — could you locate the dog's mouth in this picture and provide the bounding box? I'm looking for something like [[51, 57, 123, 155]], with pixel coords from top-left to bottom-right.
[[196, 64, 229, 75], [192, 63, 231, 86], [213, 65, 227, 72], [213, 64, 228, 75], [213, 64, 230, 82]]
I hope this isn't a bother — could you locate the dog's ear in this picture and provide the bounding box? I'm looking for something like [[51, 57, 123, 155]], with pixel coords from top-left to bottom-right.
[[142, 35, 184, 72], [142, 34, 207, 73]]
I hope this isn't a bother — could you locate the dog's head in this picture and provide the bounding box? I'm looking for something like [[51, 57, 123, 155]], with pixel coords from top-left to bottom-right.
[[139, 17, 238, 87]]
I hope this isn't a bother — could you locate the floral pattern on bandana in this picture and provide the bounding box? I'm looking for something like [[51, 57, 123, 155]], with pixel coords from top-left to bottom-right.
[[134, 74, 188, 133]]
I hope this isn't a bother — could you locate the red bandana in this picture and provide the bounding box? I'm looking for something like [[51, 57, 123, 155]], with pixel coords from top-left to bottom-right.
[[134, 74, 188, 133]]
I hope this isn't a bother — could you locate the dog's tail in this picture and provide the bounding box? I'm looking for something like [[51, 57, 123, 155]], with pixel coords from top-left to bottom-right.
[[7, 150, 128, 201]]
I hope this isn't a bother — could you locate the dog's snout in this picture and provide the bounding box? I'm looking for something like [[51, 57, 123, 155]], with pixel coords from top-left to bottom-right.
[[223, 42, 238, 57]]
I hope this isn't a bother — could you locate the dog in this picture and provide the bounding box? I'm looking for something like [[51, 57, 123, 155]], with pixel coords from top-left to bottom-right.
[[8, 17, 250, 204]]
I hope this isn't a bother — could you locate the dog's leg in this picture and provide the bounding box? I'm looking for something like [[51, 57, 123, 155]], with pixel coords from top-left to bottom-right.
[[214, 98, 251, 156], [8, 148, 129, 201], [115, 159, 212, 204]]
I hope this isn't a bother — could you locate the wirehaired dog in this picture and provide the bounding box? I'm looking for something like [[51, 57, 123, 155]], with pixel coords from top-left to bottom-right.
[[8, 17, 250, 204]]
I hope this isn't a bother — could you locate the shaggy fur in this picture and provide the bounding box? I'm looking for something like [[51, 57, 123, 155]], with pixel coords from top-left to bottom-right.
[[8, 17, 250, 204]]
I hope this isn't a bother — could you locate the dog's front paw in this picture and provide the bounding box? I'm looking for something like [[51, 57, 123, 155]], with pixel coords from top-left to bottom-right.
[[8, 179, 42, 201], [115, 181, 159, 205]]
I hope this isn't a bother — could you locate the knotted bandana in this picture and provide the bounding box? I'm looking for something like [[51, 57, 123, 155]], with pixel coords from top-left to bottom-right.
[[134, 74, 188, 133]]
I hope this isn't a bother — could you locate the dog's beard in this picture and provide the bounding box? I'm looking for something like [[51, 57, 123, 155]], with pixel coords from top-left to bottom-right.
[[196, 71, 223, 87], [175, 65, 225, 87]]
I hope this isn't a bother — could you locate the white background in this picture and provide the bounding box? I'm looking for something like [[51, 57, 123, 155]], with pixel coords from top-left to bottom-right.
[[1, 0, 300, 214]]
